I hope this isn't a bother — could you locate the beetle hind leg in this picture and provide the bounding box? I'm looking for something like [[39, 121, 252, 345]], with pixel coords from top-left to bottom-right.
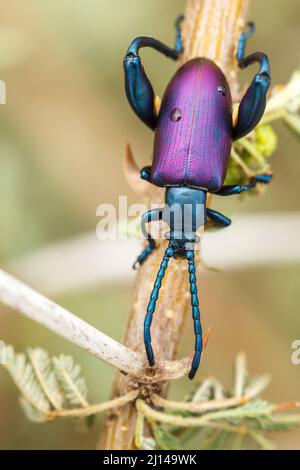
[[123, 17, 184, 130], [233, 23, 271, 141], [236, 22, 255, 63], [174, 14, 184, 54]]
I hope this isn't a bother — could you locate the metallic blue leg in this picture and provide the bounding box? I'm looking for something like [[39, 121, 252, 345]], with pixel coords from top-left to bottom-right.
[[174, 15, 184, 53], [253, 173, 273, 184], [133, 208, 163, 269], [186, 250, 203, 380], [206, 209, 231, 227], [141, 165, 152, 183], [123, 18, 184, 130], [236, 22, 255, 62], [215, 173, 273, 196], [233, 23, 271, 141], [144, 245, 174, 366]]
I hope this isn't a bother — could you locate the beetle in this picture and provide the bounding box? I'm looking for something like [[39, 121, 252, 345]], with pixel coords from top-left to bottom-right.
[[123, 17, 272, 379]]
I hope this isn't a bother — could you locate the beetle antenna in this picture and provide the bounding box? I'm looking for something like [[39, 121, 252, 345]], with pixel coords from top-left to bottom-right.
[[144, 244, 174, 366], [186, 250, 203, 380]]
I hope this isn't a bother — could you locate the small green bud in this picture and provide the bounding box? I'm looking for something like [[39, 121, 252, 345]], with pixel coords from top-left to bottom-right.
[[255, 125, 278, 157]]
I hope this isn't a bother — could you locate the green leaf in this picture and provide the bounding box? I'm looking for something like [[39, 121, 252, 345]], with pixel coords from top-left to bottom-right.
[[27, 348, 64, 410], [52, 355, 89, 408], [246, 413, 300, 432], [19, 397, 49, 423], [215, 400, 274, 424], [248, 431, 275, 450], [255, 125, 278, 157], [142, 438, 157, 450], [244, 374, 270, 400], [4, 346, 50, 414], [151, 423, 179, 451], [2, 346, 91, 423]]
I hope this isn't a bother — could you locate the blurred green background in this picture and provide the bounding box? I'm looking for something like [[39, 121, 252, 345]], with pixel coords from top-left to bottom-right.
[[0, 0, 299, 449]]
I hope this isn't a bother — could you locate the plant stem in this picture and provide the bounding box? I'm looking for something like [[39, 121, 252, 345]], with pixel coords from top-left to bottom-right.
[[239, 138, 266, 168], [0, 268, 193, 383], [151, 394, 249, 414], [231, 147, 254, 178], [136, 399, 249, 433], [49, 390, 139, 419], [0, 269, 142, 376]]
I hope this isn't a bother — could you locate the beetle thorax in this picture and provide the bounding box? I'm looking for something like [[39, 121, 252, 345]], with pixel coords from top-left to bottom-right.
[[163, 187, 206, 254]]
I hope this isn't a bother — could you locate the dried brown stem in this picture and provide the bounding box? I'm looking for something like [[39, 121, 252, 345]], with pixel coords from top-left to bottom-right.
[[99, 0, 249, 450]]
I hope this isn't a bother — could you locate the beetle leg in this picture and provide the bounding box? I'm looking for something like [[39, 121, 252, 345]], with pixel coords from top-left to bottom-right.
[[144, 245, 174, 366], [123, 17, 184, 130], [133, 208, 163, 269], [174, 14, 184, 54], [206, 209, 231, 227], [233, 23, 271, 140], [215, 173, 273, 196], [140, 165, 152, 183], [236, 22, 255, 63], [186, 250, 203, 380]]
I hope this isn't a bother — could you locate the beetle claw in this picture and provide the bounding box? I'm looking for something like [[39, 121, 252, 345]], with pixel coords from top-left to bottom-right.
[[132, 260, 140, 270]]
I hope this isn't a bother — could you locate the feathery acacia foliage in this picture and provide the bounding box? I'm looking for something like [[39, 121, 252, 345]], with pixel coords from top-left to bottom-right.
[[135, 353, 300, 450], [1, 348, 300, 449], [4, 346, 89, 422]]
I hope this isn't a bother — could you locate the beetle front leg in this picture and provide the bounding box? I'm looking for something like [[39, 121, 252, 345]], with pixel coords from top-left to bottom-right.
[[144, 245, 174, 366], [233, 23, 271, 140], [186, 250, 203, 380], [133, 208, 163, 269], [123, 16, 184, 130]]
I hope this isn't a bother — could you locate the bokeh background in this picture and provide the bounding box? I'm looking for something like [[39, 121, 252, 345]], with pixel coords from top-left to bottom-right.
[[0, 0, 299, 449]]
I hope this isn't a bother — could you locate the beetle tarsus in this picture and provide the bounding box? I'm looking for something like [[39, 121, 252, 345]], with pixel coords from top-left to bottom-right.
[[174, 14, 184, 53], [140, 165, 152, 183], [186, 250, 203, 380], [133, 208, 163, 269], [236, 22, 255, 62], [251, 173, 273, 185], [132, 239, 156, 270], [206, 208, 232, 227]]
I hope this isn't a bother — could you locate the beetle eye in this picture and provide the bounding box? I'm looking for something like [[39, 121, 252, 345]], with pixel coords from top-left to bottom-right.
[[217, 85, 226, 96], [170, 108, 182, 122]]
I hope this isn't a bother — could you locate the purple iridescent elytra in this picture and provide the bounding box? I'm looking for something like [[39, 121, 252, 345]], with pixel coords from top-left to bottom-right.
[[152, 58, 232, 192]]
